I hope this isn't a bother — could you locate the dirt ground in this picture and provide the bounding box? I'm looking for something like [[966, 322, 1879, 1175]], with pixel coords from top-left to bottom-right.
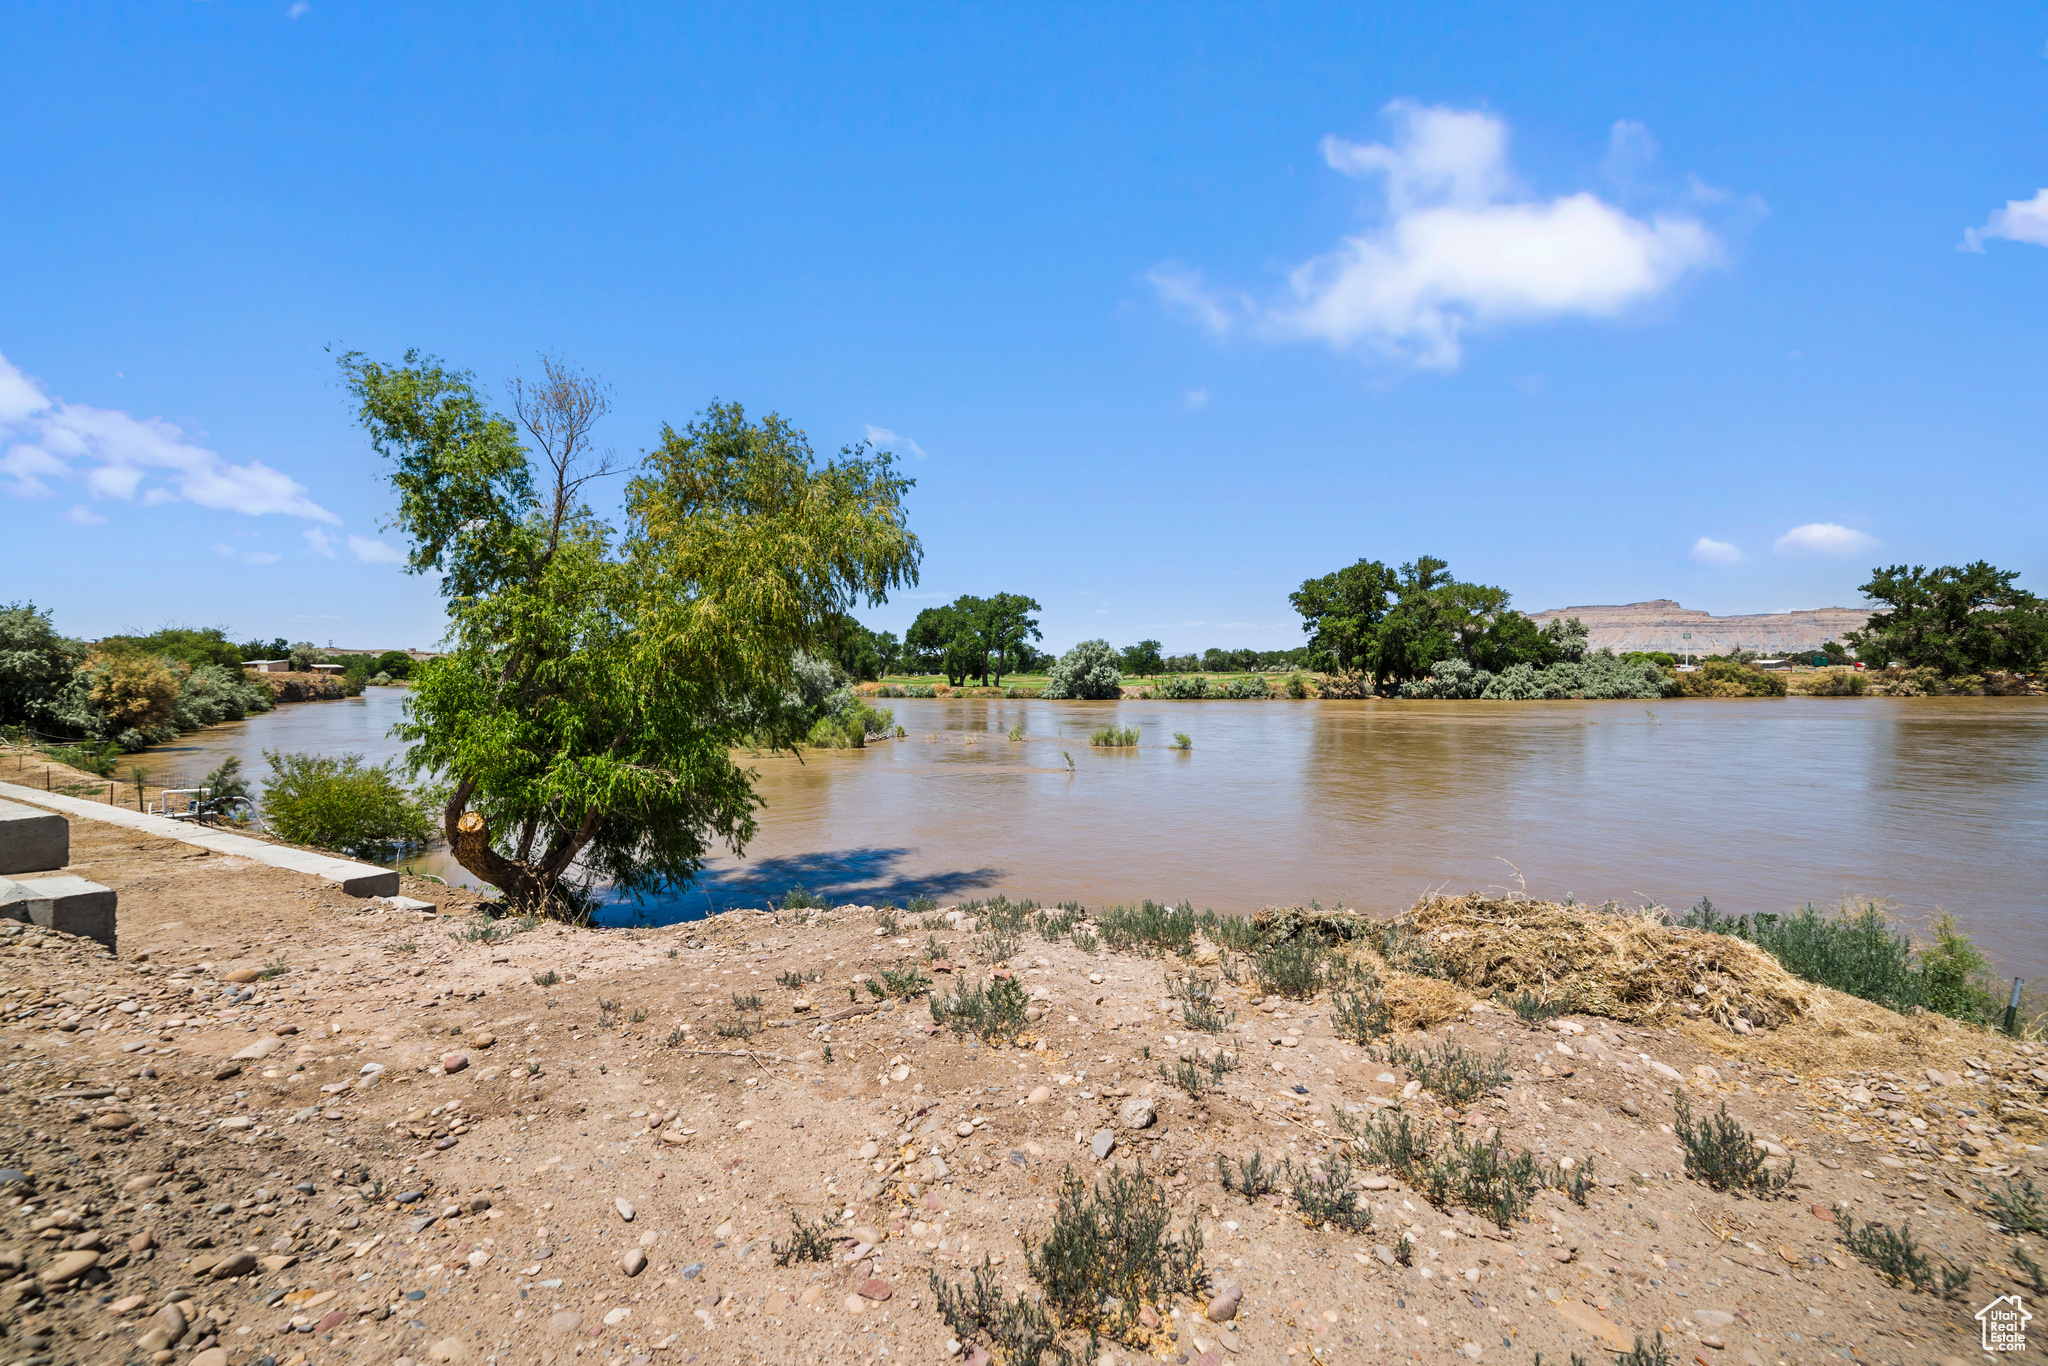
[[0, 806, 2043, 1366]]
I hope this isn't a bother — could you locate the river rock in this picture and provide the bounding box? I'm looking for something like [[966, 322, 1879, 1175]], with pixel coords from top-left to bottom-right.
[[209, 1251, 257, 1279], [622, 1248, 647, 1276], [1027, 1085, 1051, 1105], [1090, 1130, 1116, 1160], [222, 968, 262, 984], [37, 1249, 98, 1284], [232, 1036, 283, 1061], [547, 1310, 584, 1335], [428, 1338, 470, 1361], [470, 1033, 495, 1048], [614, 1197, 635, 1221], [90, 1111, 133, 1130], [1694, 1311, 1735, 1329], [1205, 1284, 1242, 1321], [1120, 1096, 1156, 1129], [859, 1278, 893, 1300], [441, 1053, 468, 1074]]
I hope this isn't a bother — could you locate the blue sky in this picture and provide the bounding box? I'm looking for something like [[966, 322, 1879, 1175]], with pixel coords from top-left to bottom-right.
[[4, 3, 2044, 654]]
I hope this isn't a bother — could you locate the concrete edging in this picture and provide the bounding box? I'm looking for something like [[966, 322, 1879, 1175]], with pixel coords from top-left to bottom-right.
[[0, 781, 400, 897]]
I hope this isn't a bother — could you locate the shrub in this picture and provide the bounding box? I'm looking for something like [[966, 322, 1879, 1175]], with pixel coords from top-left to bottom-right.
[[1339, 1109, 1540, 1228], [1979, 1176, 2048, 1235], [1837, 1209, 1972, 1298], [1282, 672, 1310, 699], [1499, 989, 1565, 1024], [1028, 1163, 1207, 1342], [261, 750, 435, 855], [867, 960, 932, 999], [1218, 1149, 1281, 1199], [905, 683, 937, 698], [931, 976, 1030, 1043], [1171, 731, 1192, 750], [1799, 668, 1869, 696], [1096, 900, 1198, 957], [1285, 1152, 1373, 1231], [84, 648, 182, 735], [1222, 675, 1270, 699], [1157, 674, 1212, 700], [1089, 724, 1139, 747], [1672, 1092, 1793, 1194], [1675, 660, 1788, 698], [1331, 989, 1393, 1042], [1040, 639, 1122, 700], [1401, 659, 1488, 699], [928, 1263, 1060, 1366], [1380, 1038, 1511, 1104], [1252, 938, 1328, 999], [1916, 913, 1999, 1023]]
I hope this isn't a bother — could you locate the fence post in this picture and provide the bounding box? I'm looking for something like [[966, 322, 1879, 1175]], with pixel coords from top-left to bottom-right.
[[2005, 978, 2025, 1036]]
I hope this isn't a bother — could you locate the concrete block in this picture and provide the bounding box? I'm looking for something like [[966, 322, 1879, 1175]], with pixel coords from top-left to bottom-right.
[[0, 799, 68, 876], [0, 875, 116, 950]]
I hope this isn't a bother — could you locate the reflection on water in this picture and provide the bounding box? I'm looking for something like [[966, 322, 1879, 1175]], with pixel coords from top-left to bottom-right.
[[128, 692, 2048, 977]]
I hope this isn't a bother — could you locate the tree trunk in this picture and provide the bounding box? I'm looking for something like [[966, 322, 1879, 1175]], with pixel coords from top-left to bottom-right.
[[447, 808, 587, 921]]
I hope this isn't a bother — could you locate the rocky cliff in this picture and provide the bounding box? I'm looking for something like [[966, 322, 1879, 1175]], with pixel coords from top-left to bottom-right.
[[1527, 599, 1870, 656]]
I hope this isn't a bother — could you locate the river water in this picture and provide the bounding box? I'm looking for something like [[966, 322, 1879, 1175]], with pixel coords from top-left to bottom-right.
[[128, 689, 2048, 979]]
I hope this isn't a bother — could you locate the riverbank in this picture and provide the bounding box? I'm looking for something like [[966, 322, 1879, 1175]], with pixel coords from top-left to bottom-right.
[[0, 816, 2042, 1364]]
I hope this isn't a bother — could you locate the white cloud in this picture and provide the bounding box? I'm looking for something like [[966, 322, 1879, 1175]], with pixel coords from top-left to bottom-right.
[[1688, 536, 1744, 567], [1602, 119, 1660, 184], [213, 542, 235, 558], [64, 504, 107, 526], [303, 526, 336, 557], [347, 534, 405, 565], [1154, 102, 1723, 370], [1147, 266, 1247, 337], [243, 550, 282, 565], [0, 351, 337, 522], [863, 425, 926, 459], [286, 0, 310, 15], [1182, 387, 1211, 409], [1962, 188, 2048, 252], [1774, 522, 1878, 558]]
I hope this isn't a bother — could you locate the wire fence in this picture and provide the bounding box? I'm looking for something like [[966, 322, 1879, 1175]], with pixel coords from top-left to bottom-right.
[[0, 739, 251, 822]]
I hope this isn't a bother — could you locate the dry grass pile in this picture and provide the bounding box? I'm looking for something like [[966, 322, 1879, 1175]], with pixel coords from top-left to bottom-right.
[[1403, 893, 1815, 1029]]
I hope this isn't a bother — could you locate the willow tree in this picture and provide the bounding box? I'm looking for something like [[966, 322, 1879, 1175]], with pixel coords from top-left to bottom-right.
[[338, 350, 921, 917]]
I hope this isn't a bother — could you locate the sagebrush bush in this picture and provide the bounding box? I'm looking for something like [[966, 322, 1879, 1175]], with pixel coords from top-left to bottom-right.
[[1157, 674, 1212, 699], [1223, 674, 1271, 699], [1675, 660, 1788, 698]]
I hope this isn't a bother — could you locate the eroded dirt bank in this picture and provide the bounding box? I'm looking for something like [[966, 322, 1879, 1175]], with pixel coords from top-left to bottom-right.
[[0, 811, 2043, 1366]]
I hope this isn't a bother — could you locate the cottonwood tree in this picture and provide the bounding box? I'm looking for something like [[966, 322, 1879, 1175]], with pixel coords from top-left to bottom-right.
[[339, 349, 921, 917], [1845, 562, 2048, 675]]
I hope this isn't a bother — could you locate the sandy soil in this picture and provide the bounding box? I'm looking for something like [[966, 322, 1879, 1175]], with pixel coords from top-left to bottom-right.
[[0, 808, 2043, 1366]]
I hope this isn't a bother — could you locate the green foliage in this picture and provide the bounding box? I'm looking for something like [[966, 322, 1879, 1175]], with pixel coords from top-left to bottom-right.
[[1681, 899, 1997, 1024], [1846, 561, 2048, 677], [1222, 674, 1270, 699], [1156, 674, 1212, 699], [806, 697, 897, 749], [1674, 660, 1788, 698], [261, 750, 435, 855], [1252, 937, 1329, 999], [1799, 667, 1869, 696], [907, 594, 1042, 686], [1041, 638, 1123, 700], [1672, 1092, 1793, 1194], [1338, 1109, 1540, 1228], [1379, 1039, 1511, 1104], [1029, 1163, 1206, 1342], [39, 741, 119, 778], [1096, 900, 1198, 957], [532, 970, 560, 986], [1379, 923, 1445, 977], [928, 1262, 1068, 1366], [730, 991, 762, 1010], [1979, 1176, 2048, 1235], [771, 1211, 836, 1266], [1118, 640, 1163, 676], [339, 351, 921, 916], [867, 961, 932, 999], [1218, 1149, 1280, 1199], [1499, 989, 1565, 1024], [931, 976, 1031, 1044], [1837, 1208, 1972, 1298], [372, 650, 415, 679], [775, 968, 822, 988], [1611, 1333, 1674, 1366], [1172, 974, 1230, 1032], [780, 885, 825, 910], [0, 602, 86, 731], [1171, 731, 1192, 750], [1331, 989, 1394, 1042], [1088, 724, 1139, 747], [1285, 1152, 1374, 1231]]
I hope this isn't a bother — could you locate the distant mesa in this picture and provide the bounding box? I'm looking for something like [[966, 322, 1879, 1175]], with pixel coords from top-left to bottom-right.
[[1526, 599, 1869, 657]]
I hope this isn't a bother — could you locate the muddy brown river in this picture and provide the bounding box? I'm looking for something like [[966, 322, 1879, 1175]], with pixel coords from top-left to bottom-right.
[[126, 689, 2048, 978]]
